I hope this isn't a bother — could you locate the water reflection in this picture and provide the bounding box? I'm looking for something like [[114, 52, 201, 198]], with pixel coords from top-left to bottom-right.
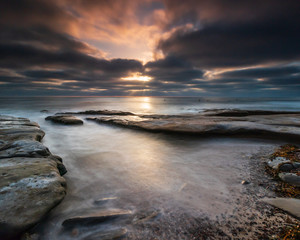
[[140, 97, 151, 111], [0, 97, 297, 239]]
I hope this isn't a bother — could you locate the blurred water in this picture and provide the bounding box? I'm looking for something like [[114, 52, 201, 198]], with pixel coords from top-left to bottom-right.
[[0, 97, 299, 239], [0, 96, 300, 117]]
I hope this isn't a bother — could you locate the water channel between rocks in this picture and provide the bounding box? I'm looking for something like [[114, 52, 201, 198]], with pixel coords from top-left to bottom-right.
[[1, 97, 299, 239], [32, 118, 281, 239]]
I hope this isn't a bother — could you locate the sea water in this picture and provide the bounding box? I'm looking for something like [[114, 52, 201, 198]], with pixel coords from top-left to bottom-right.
[[0, 97, 300, 239]]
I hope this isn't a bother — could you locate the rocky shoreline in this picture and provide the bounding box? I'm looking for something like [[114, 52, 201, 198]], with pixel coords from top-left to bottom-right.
[[57, 108, 300, 238], [1, 110, 300, 239], [0, 115, 67, 240], [84, 109, 300, 141]]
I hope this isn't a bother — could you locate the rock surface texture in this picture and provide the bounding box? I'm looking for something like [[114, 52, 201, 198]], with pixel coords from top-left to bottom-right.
[[86, 109, 300, 140], [0, 115, 67, 240], [45, 115, 83, 125], [262, 198, 300, 219], [57, 110, 135, 116]]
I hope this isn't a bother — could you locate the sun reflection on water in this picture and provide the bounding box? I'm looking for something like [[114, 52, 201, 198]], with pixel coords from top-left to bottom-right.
[[141, 97, 151, 111]]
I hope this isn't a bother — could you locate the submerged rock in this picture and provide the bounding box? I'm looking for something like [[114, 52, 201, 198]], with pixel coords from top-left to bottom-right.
[[82, 228, 128, 240], [133, 210, 161, 224], [45, 115, 83, 125], [262, 198, 300, 218], [202, 109, 300, 117], [0, 115, 67, 239], [40, 110, 49, 113], [94, 197, 118, 205], [278, 173, 300, 187], [62, 209, 132, 227], [57, 110, 135, 116]]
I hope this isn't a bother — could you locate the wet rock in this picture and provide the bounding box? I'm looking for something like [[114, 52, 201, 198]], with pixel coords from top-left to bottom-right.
[[292, 162, 300, 169], [45, 115, 83, 125], [57, 110, 135, 116], [62, 209, 132, 227], [0, 139, 51, 159], [0, 116, 44, 142], [278, 173, 300, 187], [47, 155, 67, 176], [0, 123, 45, 142], [56, 161, 68, 176], [40, 110, 49, 113], [51, 154, 63, 162], [71, 228, 79, 237], [278, 163, 294, 172], [0, 157, 66, 239], [94, 197, 118, 205], [267, 157, 290, 170], [0, 115, 67, 239], [202, 109, 300, 117], [133, 210, 161, 224], [86, 111, 300, 140], [82, 228, 128, 240], [21, 233, 40, 240], [262, 198, 300, 218]]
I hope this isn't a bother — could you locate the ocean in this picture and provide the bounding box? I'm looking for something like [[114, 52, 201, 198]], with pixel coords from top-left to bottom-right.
[[1, 97, 300, 239]]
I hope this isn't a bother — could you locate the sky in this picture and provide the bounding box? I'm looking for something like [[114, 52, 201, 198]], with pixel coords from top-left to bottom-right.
[[0, 0, 300, 97]]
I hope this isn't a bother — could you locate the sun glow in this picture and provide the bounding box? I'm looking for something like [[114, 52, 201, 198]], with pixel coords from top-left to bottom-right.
[[121, 73, 152, 82], [141, 97, 151, 110]]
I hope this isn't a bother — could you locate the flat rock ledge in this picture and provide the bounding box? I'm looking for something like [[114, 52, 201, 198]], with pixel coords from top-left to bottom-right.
[[262, 198, 300, 219], [86, 109, 300, 140], [0, 115, 67, 240], [57, 110, 135, 116], [45, 115, 83, 125]]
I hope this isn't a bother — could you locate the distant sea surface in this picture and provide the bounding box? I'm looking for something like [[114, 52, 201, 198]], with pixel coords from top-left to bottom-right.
[[1, 97, 300, 117], [1, 97, 300, 239]]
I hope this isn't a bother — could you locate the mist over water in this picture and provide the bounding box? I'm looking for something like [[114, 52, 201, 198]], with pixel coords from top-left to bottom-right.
[[1, 97, 300, 239], [1, 96, 300, 116]]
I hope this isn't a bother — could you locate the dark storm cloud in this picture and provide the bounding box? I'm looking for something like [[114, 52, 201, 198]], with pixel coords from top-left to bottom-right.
[[158, 20, 300, 68], [0, 0, 75, 32], [146, 55, 192, 69], [0, 0, 147, 96], [145, 56, 203, 82], [0, 9, 143, 96], [162, 0, 300, 26], [0, 0, 300, 96], [148, 0, 300, 96], [147, 68, 203, 83], [157, 0, 300, 68], [0, 25, 143, 72], [264, 75, 300, 86], [0, 26, 96, 55], [219, 66, 300, 79]]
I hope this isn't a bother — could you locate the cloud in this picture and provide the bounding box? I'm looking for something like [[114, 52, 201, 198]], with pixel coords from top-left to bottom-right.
[[219, 66, 300, 79], [157, 19, 300, 68], [0, 0, 75, 33], [0, 0, 299, 97], [0, 23, 144, 96], [162, 0, 300, 29], [156, 0, 300, 69]]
